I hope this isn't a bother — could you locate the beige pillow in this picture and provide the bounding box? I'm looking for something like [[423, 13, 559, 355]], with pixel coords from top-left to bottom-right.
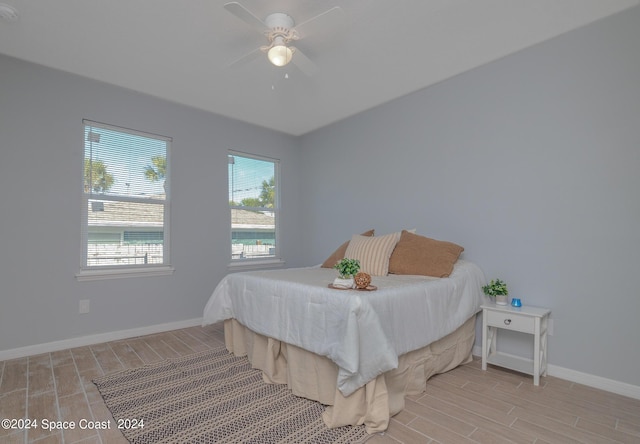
[[344, 231, 401, 276], [321, 229, 374, 268], [388, 230, 464, 277]]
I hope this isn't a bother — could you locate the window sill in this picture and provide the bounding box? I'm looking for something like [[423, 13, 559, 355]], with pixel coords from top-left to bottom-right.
[[76, 265, 175, 282], [228, 258, 285, 272]]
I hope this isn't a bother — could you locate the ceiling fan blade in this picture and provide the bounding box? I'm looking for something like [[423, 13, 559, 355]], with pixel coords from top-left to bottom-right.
[[224, 2, 265, 31], [294, 6, 344, 39], [291, 48, 317, 76], [228, 47, 263, 68]]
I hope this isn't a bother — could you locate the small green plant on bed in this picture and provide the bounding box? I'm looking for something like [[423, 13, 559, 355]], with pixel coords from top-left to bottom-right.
[[334, 258, 361, 279], [482, 279, 509, 297]]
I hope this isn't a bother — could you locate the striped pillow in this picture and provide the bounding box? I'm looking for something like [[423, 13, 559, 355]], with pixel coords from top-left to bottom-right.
[[344, 232, 401, 276], [321, 229, 374, 268]]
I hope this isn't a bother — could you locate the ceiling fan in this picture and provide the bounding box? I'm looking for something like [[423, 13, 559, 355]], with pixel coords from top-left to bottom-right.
[[224, 2, 343, 76]]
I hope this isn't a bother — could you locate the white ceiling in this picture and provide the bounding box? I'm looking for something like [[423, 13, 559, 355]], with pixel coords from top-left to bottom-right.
[[0, 0, 637, 136]]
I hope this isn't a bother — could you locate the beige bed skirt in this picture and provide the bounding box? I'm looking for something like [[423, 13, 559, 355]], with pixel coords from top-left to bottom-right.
[[223, 315, 477, 434]]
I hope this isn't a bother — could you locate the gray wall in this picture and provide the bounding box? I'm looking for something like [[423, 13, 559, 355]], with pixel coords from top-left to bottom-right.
[[298, 8, 640, 386], [0, 55, 304, 351]]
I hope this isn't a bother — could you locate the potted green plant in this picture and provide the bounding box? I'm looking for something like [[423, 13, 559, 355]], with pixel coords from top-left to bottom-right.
[[333, 258, 361, 289], [482, 278, 509, 305]]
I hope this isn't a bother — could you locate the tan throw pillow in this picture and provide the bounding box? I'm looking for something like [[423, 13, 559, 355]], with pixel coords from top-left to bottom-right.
[[344, 231, 401, 276], [321, 229, 374, 268], [388, 230, 464, 277]]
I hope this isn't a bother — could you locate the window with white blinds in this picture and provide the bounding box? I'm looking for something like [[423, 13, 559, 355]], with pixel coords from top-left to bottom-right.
[[228, 151, 280, 263], [81, 120, 171, 273]]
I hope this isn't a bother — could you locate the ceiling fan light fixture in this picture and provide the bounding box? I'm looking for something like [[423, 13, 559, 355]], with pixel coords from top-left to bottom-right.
[[268, 44, 293, 67]]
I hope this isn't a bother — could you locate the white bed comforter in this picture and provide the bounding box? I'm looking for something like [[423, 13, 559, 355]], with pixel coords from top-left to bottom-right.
[[202, 260, 486, 396]]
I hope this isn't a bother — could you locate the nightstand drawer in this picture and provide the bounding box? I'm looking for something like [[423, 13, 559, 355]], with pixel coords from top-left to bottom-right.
[[486, 310, 534, 333]]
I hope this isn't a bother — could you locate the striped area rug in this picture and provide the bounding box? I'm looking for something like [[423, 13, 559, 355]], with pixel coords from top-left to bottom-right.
[[93, 345, 369, 443]]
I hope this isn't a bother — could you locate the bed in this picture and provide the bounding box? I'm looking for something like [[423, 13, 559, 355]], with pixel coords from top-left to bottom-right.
[[203, 229, 486, 433]]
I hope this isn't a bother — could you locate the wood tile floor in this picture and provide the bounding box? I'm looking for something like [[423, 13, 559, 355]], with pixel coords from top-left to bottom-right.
[[1, 323, 638, 443]]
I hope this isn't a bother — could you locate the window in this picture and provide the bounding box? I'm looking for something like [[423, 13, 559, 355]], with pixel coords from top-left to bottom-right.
[[78, 120, 172, 279], [228, 152, 280, 264]]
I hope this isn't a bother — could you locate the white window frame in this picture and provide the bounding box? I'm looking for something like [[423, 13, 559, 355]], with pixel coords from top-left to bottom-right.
[[76, 120, 174, 281], [228, 151, 284, 270]]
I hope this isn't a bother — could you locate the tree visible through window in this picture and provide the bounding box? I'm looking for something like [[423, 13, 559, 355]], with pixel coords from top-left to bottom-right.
[[81, 120, 171, 270], [228, 152, 279, 261]]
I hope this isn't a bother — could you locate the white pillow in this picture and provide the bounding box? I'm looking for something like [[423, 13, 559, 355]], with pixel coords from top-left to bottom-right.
[[344, 231, 401, 276]]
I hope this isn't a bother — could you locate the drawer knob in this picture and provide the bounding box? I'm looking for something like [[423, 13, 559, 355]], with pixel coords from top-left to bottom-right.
[[504, 319, 512, 325]]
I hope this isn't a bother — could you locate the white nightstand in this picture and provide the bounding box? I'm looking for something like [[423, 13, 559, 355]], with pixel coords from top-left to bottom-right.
[[481, 303, 551, 386]]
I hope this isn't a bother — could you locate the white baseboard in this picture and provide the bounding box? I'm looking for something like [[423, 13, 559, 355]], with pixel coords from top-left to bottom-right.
[[472, 346, 640, 400], [545, 364, 640, 400], [0, 318, 203, 361]]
